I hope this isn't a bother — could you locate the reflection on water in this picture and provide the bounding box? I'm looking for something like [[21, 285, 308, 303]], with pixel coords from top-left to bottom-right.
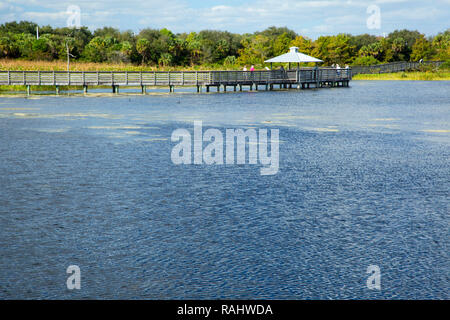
[[0, 81, 449, 299]]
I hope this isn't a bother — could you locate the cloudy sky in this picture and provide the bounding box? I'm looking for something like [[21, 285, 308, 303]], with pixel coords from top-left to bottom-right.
[[0, 0, 448, 38]]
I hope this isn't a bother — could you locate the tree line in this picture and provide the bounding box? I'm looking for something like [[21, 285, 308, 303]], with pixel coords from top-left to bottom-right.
[[0, 21, 448, 67]]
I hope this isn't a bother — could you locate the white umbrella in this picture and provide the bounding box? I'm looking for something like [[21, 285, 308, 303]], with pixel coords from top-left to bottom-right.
[[265, 47, 322, 66]]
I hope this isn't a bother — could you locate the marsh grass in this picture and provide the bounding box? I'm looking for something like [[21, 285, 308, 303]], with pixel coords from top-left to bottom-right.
[[0, 59, 241, 72], [353, 70, 450, 80]]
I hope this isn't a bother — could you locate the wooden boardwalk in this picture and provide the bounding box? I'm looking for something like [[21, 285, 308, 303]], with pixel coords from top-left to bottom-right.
[[0, 68, 351, 94], [351, 61, 443, 75]]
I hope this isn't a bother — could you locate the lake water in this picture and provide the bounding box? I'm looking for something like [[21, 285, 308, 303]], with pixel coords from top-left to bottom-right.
[[0, 81, 448, 299]]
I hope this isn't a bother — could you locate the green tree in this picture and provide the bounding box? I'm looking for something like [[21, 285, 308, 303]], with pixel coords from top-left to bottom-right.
[[258, 26, 297, 40], [158, 52, 172, 66], [290, 36, 313, 55], [387, 30, 422, 61], [0, 21, 38, 35], [311, 34, 355, 65], [223, 55, 236, 67], [185, 32, 202, 65], [349, 34, 378, 52], [237, 34, 271, 66], [14, 33, 35, 59], [352, 55, 380, 66], [411, 36, 434, 61], [273, 32, 292, 56], [431, 30, 450, 60], [83, 36, 117, 62], [136, 38, 151, 64], [327, 34, 356, 65], [0, 35, 20, 58]]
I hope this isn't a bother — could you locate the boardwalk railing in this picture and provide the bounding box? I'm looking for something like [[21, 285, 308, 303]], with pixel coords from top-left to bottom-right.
[[0, 70, 211, 86], [351, 61, 443, 75], [0, 68, 351, 87]]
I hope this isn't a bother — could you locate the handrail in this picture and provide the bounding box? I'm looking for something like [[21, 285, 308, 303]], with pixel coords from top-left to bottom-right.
[[351, 61, 443, 75]]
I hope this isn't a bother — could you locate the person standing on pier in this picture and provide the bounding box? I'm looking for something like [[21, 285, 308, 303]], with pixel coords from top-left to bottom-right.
[[279, 65, 286, 79]]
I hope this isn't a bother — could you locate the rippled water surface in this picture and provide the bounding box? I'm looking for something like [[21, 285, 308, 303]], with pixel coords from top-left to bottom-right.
[[0, 81, 449, 299]]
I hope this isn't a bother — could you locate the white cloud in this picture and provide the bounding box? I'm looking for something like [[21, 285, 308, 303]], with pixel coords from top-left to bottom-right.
[[22, 11, 68, 21]]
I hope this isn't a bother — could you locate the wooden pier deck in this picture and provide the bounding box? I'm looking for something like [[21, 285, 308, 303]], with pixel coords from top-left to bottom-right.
[[0, 67, 351, 94]]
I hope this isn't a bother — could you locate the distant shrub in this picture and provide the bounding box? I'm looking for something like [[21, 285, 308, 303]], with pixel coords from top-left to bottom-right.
[[438, 60, 450, 70], [351, 56, 380, 66], [223, 55, 236, 66], [417, 64, 434, 72]]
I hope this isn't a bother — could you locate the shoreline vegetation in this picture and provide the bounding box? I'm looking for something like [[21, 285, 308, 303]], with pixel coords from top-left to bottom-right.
[[353, 71, 450, 80]]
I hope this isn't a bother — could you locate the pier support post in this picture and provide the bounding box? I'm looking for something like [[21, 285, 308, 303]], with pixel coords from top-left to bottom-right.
[[26, 85, 31, 96], [223, 85, 227, 92], [233, 85, 236, 92], [239, 84, 242, 91], [250, 84, 253, 91], [56, 86, 60, 95], [170, 85, 174, 93], [206, 86, 210, 93], [83, 85, 88, 94], [197, 85, 201, 93], [255, 84, 258, 91], [141, 85, 146, 94], [217, 85, 220, 92]]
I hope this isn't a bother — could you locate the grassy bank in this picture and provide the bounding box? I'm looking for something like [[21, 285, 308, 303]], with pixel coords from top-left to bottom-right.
[[353, 71, 450, 80]]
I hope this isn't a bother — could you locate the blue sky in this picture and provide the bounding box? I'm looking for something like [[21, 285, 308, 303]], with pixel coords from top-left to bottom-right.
[[0, 0, 448, 38]]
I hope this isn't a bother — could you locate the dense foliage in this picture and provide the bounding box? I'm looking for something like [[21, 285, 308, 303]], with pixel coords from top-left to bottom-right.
[[0, 21, 449, 67]]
